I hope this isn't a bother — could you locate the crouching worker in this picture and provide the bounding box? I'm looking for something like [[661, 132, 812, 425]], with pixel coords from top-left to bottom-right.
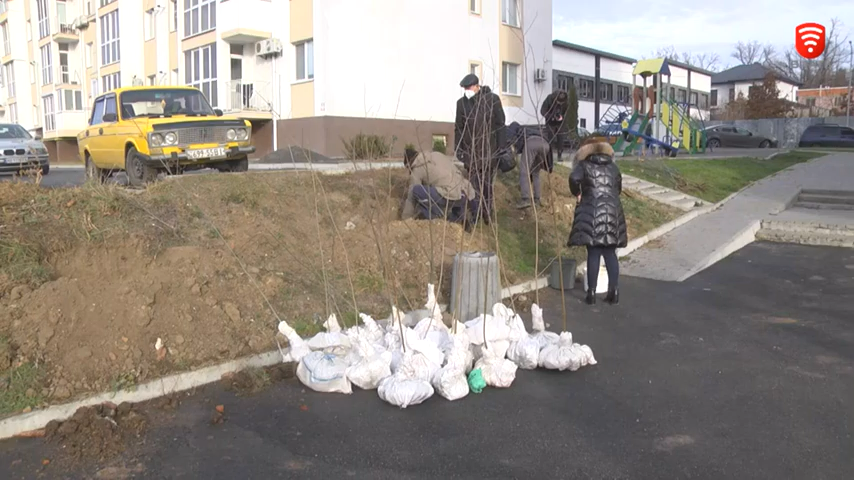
[[508, 122, 550, 209], [401, 146, 475, 225]]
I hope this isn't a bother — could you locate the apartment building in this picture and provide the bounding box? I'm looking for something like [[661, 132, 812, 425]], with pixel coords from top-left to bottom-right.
[[0, 0, 553, 161], [551, 40, 713, 130]]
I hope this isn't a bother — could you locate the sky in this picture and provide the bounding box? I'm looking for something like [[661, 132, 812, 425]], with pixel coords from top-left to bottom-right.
[[553, 0, 854, 71]]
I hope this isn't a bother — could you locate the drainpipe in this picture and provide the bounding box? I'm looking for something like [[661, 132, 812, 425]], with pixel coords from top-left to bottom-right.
[[271, 53, 277, 153], [593, 55, 600, 129], [686, 69, 692, 119]]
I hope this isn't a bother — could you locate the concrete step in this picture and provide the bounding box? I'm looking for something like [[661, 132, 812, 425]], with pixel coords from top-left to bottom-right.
[[637, 186, 669, 195], [800, 189, 854, 198], [762, 220, 854, 236], [793, 201, 854, 211], [756, 228, 854, 248], [672, 198, 700, 211], [797, 193, 854, 206], [656, 191, 689, 203]]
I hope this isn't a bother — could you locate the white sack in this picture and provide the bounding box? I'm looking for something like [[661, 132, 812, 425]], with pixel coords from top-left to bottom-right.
[[377, 351, 435, 408], [323, 313, 342, 333], [506, 336, 540, 370], [307, 314, 352, 351], [277, 321, 311, 363], [538, 332, 597, 371], [474, 346, 518, 388], [471, 340, 510, 362], [465, 314, 511, 345], [297, 351, 353, 394], [431, 334, 471, 401], [345, 337, 393, 390], [530, 304, 559, 349]]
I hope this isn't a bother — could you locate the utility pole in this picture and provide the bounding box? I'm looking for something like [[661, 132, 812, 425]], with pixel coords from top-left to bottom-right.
[[847, 40, 852, 126]]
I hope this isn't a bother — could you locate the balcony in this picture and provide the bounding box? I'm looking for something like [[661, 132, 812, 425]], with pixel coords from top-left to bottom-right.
[[223, 80, 273, 119], [53, 17, 79, 43], [43, 111, 88, 140], [219, 0, 273, 44]]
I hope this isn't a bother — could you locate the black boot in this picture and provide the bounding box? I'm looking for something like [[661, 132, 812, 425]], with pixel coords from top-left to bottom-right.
[[605, 287, 619, 305], [585, 289, 596, 305]]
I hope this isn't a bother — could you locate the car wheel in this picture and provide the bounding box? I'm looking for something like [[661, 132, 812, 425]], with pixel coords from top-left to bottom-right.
[[227, 157, 249, 173], [125, 147, 158, 187], [707, 138, 721, 149], [41, 164, 50, 176], [759, 140, 771, 148], [85, 156, 106, 183]]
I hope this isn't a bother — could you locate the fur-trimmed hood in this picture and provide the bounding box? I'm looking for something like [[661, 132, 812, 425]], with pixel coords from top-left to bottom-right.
[[574, 141, 615, 165]]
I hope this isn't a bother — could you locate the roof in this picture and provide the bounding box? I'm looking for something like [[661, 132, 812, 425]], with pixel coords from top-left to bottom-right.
[[711, 63, 802, 87], [552, 40, 636, 64], [664, 58, 716, 77], [797, 86, 848, 97], [98, 85, 200, 97], [634, 58, 671, 77]]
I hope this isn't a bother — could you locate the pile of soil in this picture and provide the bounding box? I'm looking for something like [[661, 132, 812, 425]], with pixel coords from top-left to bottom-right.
[[257, 145, 335, 164], [44, 402, 147, 463], [221, 363, 296, 396]]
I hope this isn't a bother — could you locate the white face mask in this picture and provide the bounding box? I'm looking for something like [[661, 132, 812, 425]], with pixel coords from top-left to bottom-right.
[[464, 89, 476, 99]]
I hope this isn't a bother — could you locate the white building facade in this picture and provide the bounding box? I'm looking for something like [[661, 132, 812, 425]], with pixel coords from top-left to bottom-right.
[[710, 63, 800, 113]]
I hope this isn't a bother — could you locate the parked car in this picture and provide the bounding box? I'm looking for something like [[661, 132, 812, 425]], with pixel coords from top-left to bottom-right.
[[798, 124, 854, 148], [77, 86, 256, 187], [704, 125, 778, 148], [0, 123, 50, 175]]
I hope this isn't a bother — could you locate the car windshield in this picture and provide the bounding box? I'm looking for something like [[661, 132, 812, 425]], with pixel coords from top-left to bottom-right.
[[0, 124, 33, 139], [119, 89, 215, 118]]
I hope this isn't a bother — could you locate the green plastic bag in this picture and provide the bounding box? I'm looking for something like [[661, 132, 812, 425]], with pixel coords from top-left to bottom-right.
[[467, 368, 487, 394]]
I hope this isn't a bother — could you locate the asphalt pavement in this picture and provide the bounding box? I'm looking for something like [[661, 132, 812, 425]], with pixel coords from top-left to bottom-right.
[[1, 244, 853, 479]]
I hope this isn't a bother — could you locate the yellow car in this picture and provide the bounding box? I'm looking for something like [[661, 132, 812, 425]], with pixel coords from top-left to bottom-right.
[[77, 86, 256, 186]]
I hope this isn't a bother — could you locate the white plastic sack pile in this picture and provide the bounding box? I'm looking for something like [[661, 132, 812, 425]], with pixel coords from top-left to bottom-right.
[[473, 345, 518, 388], [307, 314, 352, 351], [431, 332, 471, 401], [466, 303, 516, 360], [538, 332, 598, 371], [529, 304, 560, 349], [345, 336, 393, 390], [277, 321, 311, 363], [297, 351, 353, 394], [378, 351, 435, 408]]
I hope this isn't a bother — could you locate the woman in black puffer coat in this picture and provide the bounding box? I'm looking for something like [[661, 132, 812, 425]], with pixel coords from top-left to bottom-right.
[[567, 138, 627, 305]]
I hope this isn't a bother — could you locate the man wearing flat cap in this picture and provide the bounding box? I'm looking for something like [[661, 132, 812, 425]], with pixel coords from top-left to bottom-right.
[[453, 73, 507, 224]]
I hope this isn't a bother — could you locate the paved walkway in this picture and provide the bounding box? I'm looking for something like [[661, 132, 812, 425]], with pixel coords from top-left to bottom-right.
[[623, 152, 854, 281]]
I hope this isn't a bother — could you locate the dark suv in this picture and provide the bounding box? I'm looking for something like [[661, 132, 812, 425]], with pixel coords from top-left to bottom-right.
[[798, 124, 854, 148]]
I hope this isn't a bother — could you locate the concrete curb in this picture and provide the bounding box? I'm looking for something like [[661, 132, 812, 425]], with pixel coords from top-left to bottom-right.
[[0, 351, 283, 441], [678, 220, 762, 282], [50, 164, 84, 170]]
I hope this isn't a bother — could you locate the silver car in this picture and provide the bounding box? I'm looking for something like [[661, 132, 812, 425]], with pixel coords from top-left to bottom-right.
[[0, 123, 50, 175]]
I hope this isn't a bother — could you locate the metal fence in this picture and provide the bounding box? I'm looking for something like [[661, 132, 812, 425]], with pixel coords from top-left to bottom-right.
[[705, 116, 853, 147]]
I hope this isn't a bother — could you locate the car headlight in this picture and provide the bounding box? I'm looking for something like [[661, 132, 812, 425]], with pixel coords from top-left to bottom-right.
[[226, 128, 237, 141], [236, 128, 249, 141], [164, 132, 178, 145], [150, 133, 164, 147]]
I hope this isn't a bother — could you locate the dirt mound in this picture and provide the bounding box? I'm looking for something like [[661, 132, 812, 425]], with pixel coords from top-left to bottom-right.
[[258, 145, 335, 164], [221, 363, 296, 396], [45, 402, 147, 462]]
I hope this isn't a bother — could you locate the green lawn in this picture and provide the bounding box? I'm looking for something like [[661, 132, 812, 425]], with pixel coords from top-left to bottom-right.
[[618, 151, 826, 203]]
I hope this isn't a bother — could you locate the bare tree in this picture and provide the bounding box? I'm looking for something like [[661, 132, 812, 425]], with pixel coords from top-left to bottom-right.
[[649, 46, 721, 71], [731, 41, 763, 64]]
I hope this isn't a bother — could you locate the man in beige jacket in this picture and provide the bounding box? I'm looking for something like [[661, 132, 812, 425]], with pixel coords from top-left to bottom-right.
[[401, 147, 476, 224]]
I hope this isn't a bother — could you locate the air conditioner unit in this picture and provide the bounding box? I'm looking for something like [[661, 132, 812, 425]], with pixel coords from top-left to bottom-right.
[[74, 16, 90, 29], [534, 68, 547, 83], [255, 38, 284, 57]]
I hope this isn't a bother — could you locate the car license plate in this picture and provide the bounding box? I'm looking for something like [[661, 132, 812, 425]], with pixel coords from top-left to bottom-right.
[[187, 147, 226, 160]]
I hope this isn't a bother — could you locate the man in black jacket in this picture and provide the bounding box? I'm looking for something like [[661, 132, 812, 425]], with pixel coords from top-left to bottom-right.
[[540, 89, 569, 170], [454, 73, 506, 224]]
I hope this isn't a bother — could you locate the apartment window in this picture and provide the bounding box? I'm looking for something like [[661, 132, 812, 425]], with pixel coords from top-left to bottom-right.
[[699, 93, 709, 109], [677, 89, 687, 102], [295, 40, 314, 81], [184, 0, 216, 38], [85, 43, 93, 68], [100, 10, 120, 66], [89, 78, 98, 98], [4, 63, 14, 98], [580, 118, 587, 128], [1, 22, 9, 57], [102, 72, 120, 92], [469, 0, 480, 14], [501, 62, 519, 96], [599, 82, 613, 102], [36, 0, 51, 39], [57, 89, 84, 111], [555, 73, 574, 92], [711, 89, 718, 106], [99, 0, 117, 6], [148, 75, 156, 85], [145, 9, 156, 41], [41, 44, 53, 85], [578, 79, 594, 99], [170, 0, 178, 32], [184, 43, 218, 106], [728, 88, 735, 102], [689, 91, 698, 106], [501, 0, 519, 28], [58, 44, 70, 83], [616, 85, 630, 103], [43, 95, 56, 131], [8, 103, 16, 123]]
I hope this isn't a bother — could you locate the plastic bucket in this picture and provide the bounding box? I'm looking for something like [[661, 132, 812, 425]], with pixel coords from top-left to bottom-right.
[[548, 257, 576, 291]]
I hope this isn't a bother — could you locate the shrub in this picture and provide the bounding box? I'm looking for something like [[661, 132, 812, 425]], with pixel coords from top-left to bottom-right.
[[342, 134, 392, 160], [432, 138, 447, 154]]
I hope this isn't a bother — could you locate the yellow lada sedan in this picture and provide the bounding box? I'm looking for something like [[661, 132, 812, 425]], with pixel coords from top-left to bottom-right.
[[77, 86, 256, 187]]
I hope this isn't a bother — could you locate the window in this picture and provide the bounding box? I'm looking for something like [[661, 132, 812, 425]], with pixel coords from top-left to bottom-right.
[[144, 9, 156, 41], [295, 40, 314, 81], [501, 0, 519, 27], [184, 43, 218, 106], [748, 85, 759, 98], [99, 0, 116, 6], [40, 44, 53, 85], [85, 43, 93, 68], [89, 78, 98, 98], [690, 91, 698, 106], [102, 72, 120, 92], [90, 97, 105, 125], [735, 127, 751, 136], [469, 0, 480, 14], [728, 88, 735, 102], [43, 95, 55, 131], [36, 0, 50, 39], [699, 93, 709, 109], [184, 0, 216, 38], [580, 118, 587, 128], [677, 89, 687, 102], [805, 97, 816, 107], [616, 85, 630, 103], [1, 22, 9, 57], [555, 73, 574, 92], [148, 75, 156, 85], [599, 82, 613, 102], [501, 62, 519, 96], [58, 89, 84, 111], [4, 63, 14, 98], [711, 90, 718, 106], [578, 79, 593, 99], [9, 103, 16, 123], [170, 0, 178, 32], [104, 95, 117, 121], [469, 63, 481, 79], [58, 44, 70, 83], [100, 10, 120, 66]]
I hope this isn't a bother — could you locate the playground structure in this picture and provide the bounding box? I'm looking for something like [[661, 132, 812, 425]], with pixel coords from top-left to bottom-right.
[[610, 58, 707, 157]]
